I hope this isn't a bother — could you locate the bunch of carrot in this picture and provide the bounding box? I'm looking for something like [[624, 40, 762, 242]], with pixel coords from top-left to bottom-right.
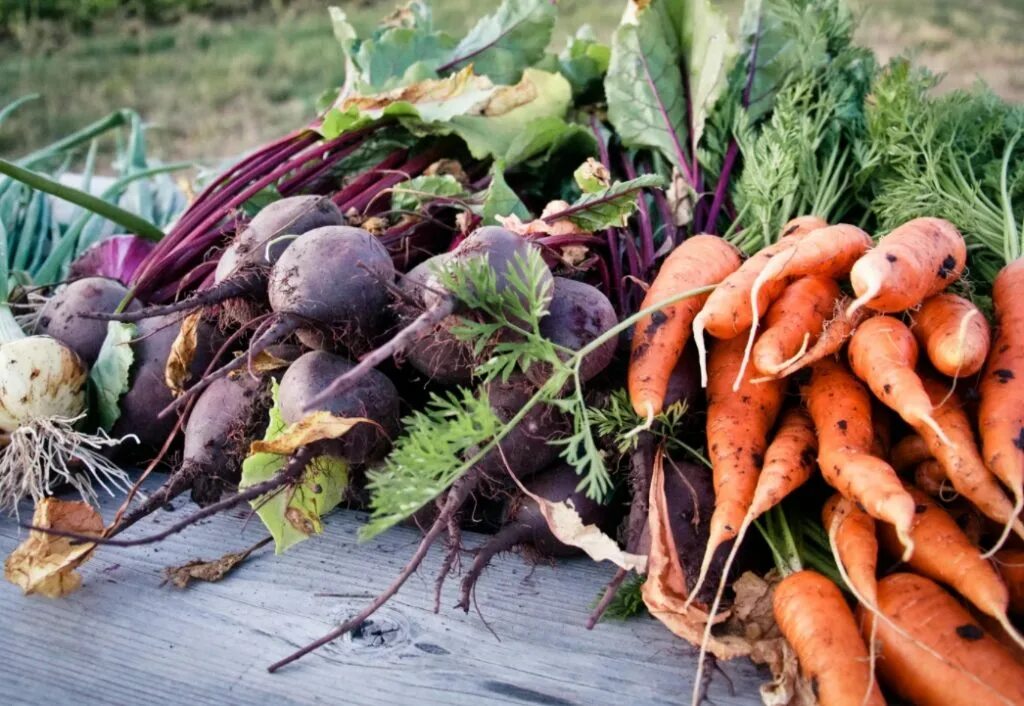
[[628, 215, 1024, 706]]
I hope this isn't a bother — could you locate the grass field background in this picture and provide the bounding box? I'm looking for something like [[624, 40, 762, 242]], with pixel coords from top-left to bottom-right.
[[1, 0, 1021, 164]]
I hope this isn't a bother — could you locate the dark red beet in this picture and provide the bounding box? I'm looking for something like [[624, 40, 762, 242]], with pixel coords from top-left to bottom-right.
[[455, 462, 616, 611], [277, 350, 400, 465], [36, 277, 141, 366]]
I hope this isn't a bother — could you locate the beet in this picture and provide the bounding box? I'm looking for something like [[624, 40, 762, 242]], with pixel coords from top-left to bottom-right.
[[456, 462, 615, 611], [96, 195, 344, 325], [36, 277, 141, 366], [113, 313, 224, 452], [526, 277, 618, 386], [278, 350, 400, 465], [395, 253, 476, 385]]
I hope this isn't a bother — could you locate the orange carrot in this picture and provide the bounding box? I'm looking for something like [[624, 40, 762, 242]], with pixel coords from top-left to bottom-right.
[[774, 570, 885, 706], [877, 486, 1023, 648], [914, 460, 949, 499], [692, 216, 827, 386], [690, 335, 785, 603], [891, 434, 933, 473], [848, 217, 967, 317], [862, 573, 1024, 706], [687, 407, 817, 610], [628, 235, 741, 418], [913, 293, 991, 378], [994, 548, 1024, 616], [823, 494, 879, 606], [918, 378, 1024, 549], [803, 360, 916, 555], [757, 296, 866, 380], [978, 258, 1024, 528], [739, 224, 872, 389], [848, 315, 950, 444], [752, 276, 841, 377]]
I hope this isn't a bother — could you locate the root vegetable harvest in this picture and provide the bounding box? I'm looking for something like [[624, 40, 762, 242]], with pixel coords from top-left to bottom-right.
[[162, 225, 395, 417], [691, 216, 827, 388], [877, 486, 1024, 649]]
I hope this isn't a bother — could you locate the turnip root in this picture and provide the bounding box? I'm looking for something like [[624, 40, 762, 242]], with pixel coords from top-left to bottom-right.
[[527, 277, 618, 386], [99, 195, 344, 324], [163, 225, 394, 417], [35, 277, 141, 366], [307, 226, 553, 410], [456, 462, 615, 611], [0, 335, 130, 512], [113, 313, 224, 451], [395, 253, 476, 385], [278, 350, 400, 465]]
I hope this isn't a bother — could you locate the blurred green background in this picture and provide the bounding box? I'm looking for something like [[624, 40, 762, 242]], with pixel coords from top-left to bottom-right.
[[2, 0, 1021, 163]]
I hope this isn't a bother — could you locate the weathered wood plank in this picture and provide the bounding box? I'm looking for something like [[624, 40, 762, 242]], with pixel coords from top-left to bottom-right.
[[0, 481, 765, 705]]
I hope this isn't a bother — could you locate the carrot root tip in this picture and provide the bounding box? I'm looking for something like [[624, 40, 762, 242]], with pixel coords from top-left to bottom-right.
[[623, 402, 655, 440], [846, 274, 880, 319], [694, 316, 710, 388]]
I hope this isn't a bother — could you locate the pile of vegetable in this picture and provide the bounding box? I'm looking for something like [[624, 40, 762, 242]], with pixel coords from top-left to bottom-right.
[[3, 0, 1024, 704]]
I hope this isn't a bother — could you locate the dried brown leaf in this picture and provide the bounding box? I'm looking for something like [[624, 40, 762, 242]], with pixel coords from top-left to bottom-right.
[[641, 449, 751, 660], [163, 537, 271, 589], [250, 411, 377, 456], [666, 167, 694, 227], [424, 159, 469, 185], [341, 66, 491, 114], [4, 498, 103, 598], [165, 310, 202, 396]]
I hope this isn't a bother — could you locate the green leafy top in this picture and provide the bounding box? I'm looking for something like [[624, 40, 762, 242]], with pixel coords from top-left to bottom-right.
[[239, 382, 350, 553], [88, 322, 136, 432]]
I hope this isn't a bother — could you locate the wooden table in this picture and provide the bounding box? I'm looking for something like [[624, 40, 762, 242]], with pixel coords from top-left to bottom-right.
[[0, 481, 764, 705]]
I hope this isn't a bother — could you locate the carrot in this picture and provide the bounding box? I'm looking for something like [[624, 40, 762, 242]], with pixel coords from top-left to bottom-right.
[[978, 258, 1024, 532], [914, 460, 949, 499], [848, 217, 967, 317], [803, 360, 916, 555], [739, 224, 872, 389], [822, 494, 878, 606], [994, 548, 1024, 616], [862, 572, 1024, 706], [891, 434, 933, 473], [752, 276, 841, 377], [847, 315, 950, 444], [687, 407, 816, 611], [688, 335, 785, 606], [773, 570, 885, 706], [756, 296, 866, 381], [877, 486, 1024, 648], [913, 293, 991, 378], [918, 377, 1024, 550], [628, 234, 741, 419], [692, 216, 826, 387]]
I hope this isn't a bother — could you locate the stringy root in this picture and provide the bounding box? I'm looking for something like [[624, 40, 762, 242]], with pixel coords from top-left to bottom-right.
[[0, 414, 136, 516]]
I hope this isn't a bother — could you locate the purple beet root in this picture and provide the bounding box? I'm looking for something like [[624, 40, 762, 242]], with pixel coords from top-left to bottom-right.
[[36, 277, 141, 366]]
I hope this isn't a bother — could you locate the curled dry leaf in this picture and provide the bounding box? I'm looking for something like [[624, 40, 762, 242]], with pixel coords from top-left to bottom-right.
[[341, 65, 493, 117], [498, 200, 593, 239], [163, 536, 272, 589], [4, 498, 103, 598], [165, 310, 202, 396], [574, 157, 612, 192], [641, 449, 751, 660], [229, 349, 292, 378], [423, 158, 469, 185], [249, 411, 378, 456], [511, 475, 647, 572]]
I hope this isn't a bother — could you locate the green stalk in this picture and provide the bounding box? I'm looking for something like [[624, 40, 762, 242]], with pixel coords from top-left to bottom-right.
[[999, 132, 1022, 264], [17, 110, 132, 169], [0, 159, 165, 243]]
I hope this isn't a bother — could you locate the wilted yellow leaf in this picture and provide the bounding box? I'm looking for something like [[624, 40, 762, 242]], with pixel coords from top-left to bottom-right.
[[250, 411, 377, 456], [4, 498, 103, 598], [165, 310, 202, 396], [341, 65, 492, 115]]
